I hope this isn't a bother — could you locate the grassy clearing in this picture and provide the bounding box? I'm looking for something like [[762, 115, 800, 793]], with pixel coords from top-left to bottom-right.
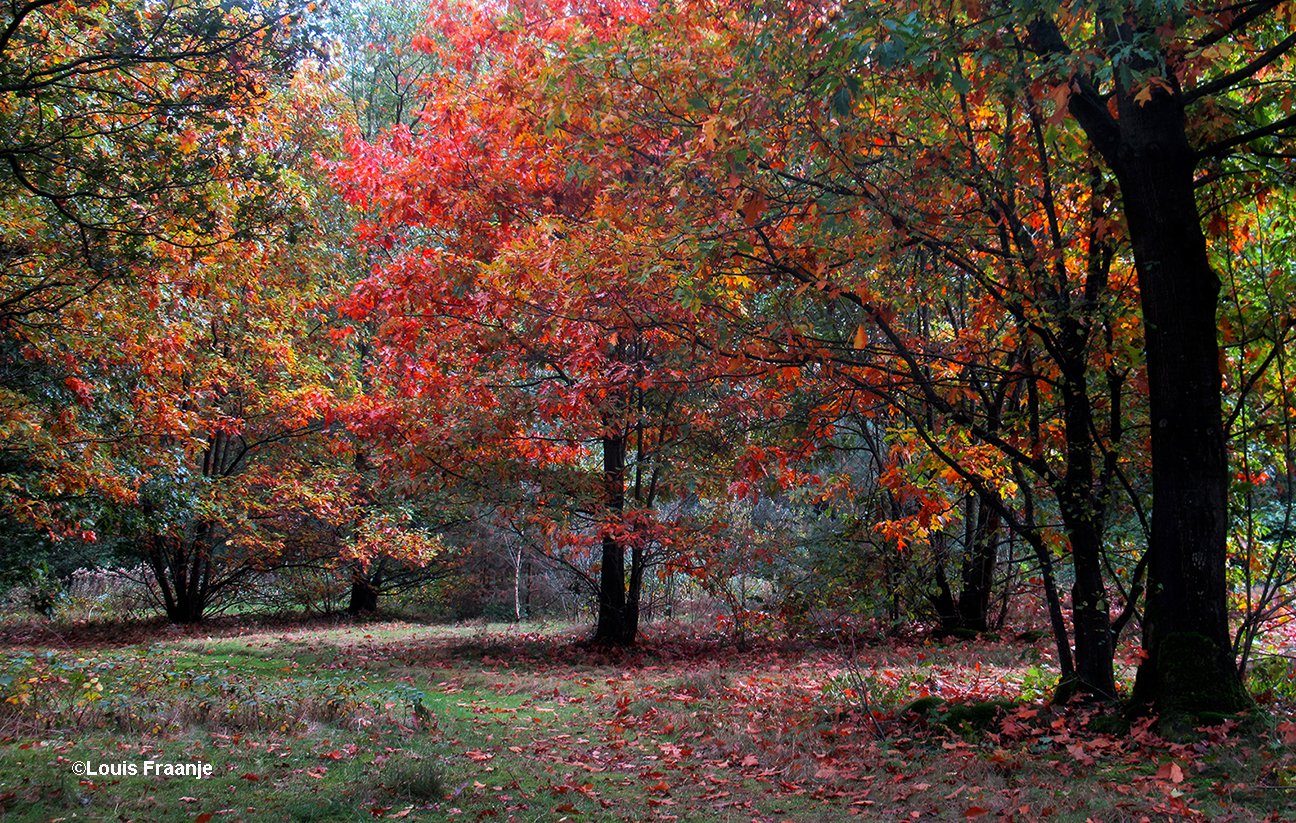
[[0, 620, 1293, 822]]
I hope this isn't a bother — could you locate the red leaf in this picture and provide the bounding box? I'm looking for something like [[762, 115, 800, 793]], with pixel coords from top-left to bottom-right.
[[64, 376, 93, 408], [1156, 761, 1184, 784]]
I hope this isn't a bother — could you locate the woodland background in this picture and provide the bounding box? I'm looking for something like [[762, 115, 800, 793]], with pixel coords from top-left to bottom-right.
[[3, 0, 1296, 726]]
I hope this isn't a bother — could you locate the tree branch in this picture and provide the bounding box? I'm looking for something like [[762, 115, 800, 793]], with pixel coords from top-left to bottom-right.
[[1194, 0, 1285, 50], [1196, 109, 1296, 160], [1184, 31, 1296, 104]]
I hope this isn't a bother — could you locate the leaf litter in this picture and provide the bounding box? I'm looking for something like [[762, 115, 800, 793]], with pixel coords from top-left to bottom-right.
[[284, 623, 1296, 822], [4, 620, 1296, 821]]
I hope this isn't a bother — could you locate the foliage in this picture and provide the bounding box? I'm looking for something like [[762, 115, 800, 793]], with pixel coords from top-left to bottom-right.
[[0, 0, 456, 623], [324, 0, 809, 644], [0, 0, 318, 533], [435, 0, 1296, 713], [1217, 193, 1296, 675]]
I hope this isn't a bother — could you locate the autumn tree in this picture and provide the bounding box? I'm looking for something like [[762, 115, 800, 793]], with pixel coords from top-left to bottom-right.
[[498, 0, 1147, 699], [0, 0, 423, 623], [70, 76, 385, 623], [511, 0, 1296, 719], [328, 0, 796, 645], [998, 0, 1296, 719], [303, 0, 463, 615], [0, 0, 316, 541]]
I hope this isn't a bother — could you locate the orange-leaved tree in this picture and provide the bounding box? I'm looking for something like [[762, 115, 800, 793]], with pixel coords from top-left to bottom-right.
[[507, 0, 1154, 700], [328, 0, 793, 644], [550, 0, 1296, 717], [0, 0, 313, 539], [0, 0, 414, 621]]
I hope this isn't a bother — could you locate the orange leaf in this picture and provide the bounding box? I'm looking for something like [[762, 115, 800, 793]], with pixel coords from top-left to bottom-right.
[[742, 191, 765, 227]]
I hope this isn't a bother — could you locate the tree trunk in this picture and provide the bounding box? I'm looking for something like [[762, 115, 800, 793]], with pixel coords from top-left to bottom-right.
[[513, 544, 524, 622], [348, 557, 384, 615], [1048, 26, 1253, 718], [930, 559, 960, 632], [593, 431, 636, 645], [623, 539, 644, 645], [146, 529, 212, 624], [1059, 506, 1117, 700], [1105, 85, 1249, 719], [929, 498, 998, 635], [957, 497, 999, 633], [1057, 349, 1117, 700]]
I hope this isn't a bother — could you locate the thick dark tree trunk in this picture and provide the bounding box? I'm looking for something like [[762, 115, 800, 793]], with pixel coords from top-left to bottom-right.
[[1101, 86, 1248, 719], [957, 498, 999, 632], [348, 579, 379, 615], [1025, 12, 1254, 719], [1060, 507, 1117, 699], [1048, 25, 1254, 717], [593, 432, 637, 645], [930, 558, 960, 632], [348, 558, 385, 615]]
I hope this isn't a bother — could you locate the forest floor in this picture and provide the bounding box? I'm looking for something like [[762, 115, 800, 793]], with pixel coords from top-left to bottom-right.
[[0, 617, 1294, 822]]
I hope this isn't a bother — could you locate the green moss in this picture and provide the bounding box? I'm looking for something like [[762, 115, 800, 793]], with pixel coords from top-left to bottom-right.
[[942, 700, 1016, 731], [1129, 632, 1255, 738], [1160, 634, 1252, 712], [901, 695, 947, 717], [901, 697, 1016, 733], [1086, 711, 1129, 736]]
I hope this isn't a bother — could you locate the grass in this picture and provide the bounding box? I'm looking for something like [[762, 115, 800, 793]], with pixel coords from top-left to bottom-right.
[[0, 619, 1293, 821]]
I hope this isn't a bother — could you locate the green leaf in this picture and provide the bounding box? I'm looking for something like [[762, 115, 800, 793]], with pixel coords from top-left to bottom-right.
[[830, 84, 854, 117]]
